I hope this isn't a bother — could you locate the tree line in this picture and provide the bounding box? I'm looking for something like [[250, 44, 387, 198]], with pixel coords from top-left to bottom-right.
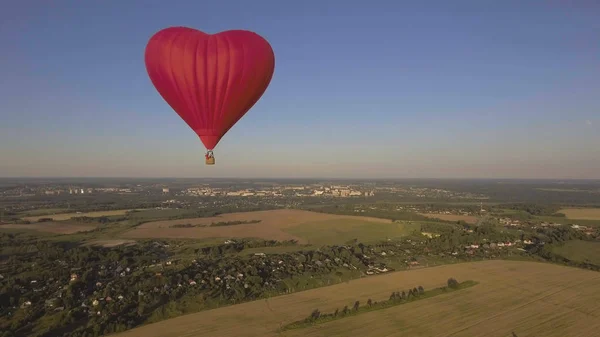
[[171, 219, 261, 228], [284, 278, 474, 330]]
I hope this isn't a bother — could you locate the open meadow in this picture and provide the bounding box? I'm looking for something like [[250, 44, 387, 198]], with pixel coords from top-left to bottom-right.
[[122, 209, 407, 245], [0, 221, 95, 234], [418, 213, 479, 224], [550, 240, 600, 266], [558, 208, 600, 220], [114, 260, 600, 337], [21, 209, 140, 222]]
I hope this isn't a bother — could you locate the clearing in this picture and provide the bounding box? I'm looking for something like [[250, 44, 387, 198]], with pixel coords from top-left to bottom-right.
[[122, 209, 399, 244], [558, 208, 600, 220], [0, 221, 95, 234], [114, 260, 600, 337], [22, 209, 139, 222], [418, 213, 478, 224]]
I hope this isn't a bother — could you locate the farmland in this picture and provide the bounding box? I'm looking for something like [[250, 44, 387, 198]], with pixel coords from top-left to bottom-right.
[[558, 208, 600, 220], [550, 240, 600, 266], [418, 213, 478, 224], [0, 221, 95, 234], [114, 260, 600, 337], [122, 209, 400, 244], [21, 209, 140, 222]]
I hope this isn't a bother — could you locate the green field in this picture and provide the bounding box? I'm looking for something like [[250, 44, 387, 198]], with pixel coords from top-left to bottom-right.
[[284, 219, 420, 246], [127, 209, 200, 221], [240, 245, 313, 255], [19, 208, 71, 216], [550, 240, 600, 265], [535, 216, 600, 227]]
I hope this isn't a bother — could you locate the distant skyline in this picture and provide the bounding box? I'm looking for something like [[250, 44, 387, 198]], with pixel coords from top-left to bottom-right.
[[1, 1, 599, 179]]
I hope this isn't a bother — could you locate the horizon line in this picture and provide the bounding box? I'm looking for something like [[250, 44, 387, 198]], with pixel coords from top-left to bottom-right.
[[1, 176, 599, 181]]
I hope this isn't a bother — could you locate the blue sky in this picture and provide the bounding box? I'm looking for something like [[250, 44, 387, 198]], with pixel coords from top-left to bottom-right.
[[1, 1, 599, 178]]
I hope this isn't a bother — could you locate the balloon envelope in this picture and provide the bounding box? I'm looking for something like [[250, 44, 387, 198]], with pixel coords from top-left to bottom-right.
[[145, 27, 275, 150]]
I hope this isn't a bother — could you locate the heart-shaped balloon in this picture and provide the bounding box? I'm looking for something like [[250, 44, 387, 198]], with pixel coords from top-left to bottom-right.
[[145, 27, 275, 151]]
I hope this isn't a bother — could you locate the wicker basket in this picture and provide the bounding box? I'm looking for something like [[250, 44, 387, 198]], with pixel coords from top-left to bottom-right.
[[205, 157, 215, 165]]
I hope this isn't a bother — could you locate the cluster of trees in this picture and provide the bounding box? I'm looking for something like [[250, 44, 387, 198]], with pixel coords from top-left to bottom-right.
[[70, 216, 127, 224], [171, 219, 261, 228], [498, 203, 564, 217], [197, 239, 299, 256]]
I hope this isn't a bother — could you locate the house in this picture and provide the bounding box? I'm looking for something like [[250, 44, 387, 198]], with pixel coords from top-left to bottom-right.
[[92, 300, 99, 307], [70, 274, 78, 282], [189, 280, 196, 285]]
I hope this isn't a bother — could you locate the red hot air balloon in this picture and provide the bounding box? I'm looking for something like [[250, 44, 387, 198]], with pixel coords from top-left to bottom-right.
[[144, 27, 275, 165]]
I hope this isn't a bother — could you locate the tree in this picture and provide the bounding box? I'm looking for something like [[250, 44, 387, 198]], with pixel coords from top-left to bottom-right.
[[334, 308, 339, 317], [309, 309, 321, 321], [447, 278, 459, 289], [342, 305, 349, 315], [367, 298, 373, 307], [418, 286, 424, 295], [353, 300, 360, 311], [401, 291, 406, 300]]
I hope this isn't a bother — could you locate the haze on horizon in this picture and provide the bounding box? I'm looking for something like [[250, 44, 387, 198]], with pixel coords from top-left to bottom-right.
[[1, 1, 599, 179]]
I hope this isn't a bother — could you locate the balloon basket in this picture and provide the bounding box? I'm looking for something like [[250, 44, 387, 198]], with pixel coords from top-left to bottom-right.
[[205, 157, 215, 165]]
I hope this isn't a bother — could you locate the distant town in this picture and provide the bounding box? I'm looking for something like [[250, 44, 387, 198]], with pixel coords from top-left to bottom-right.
[[0, 180, 488, 200]]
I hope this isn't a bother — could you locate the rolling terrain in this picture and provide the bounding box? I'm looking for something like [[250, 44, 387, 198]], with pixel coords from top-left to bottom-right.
[[114, 260, 600, 337]]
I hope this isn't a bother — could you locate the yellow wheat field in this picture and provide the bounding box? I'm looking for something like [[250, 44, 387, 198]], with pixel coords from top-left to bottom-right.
[[122, 209, 393, 243], [558, 208, 600, 220], [114, 260, 600, 337]]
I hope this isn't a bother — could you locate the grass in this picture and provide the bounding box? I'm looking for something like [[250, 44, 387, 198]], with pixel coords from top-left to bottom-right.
[[282, 280, 478, 331], [550, 240, 600, 265], [284, 219, 420, 246], [19, 208, 70, 216], [127, 209, 200, 221], [112, 260, 600, 337], [418, 213, 479, 224], [0, 221, 96, 234], [22, 209, 140, 222]]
